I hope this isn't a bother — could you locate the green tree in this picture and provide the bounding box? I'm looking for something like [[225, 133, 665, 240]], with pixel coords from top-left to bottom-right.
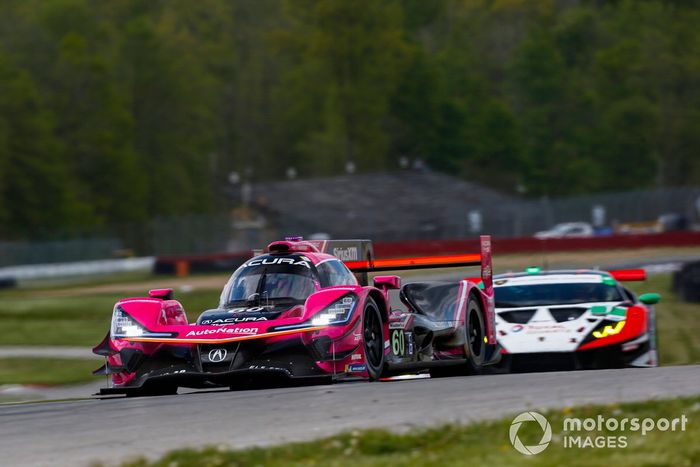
[[119, 13, 215, 215], [275, 0, 411, 175], [1, 0, 700, 241], [0, 56, 88, 237], [35, 0, 148, 225]]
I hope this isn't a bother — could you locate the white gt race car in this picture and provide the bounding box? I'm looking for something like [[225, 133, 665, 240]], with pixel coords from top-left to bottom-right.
[[494, 268, 660, 371]]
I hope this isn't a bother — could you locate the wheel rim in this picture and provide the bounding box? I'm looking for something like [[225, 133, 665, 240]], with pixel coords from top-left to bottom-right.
[[363, 305, 383, 369], [468, 307, 483, 357]]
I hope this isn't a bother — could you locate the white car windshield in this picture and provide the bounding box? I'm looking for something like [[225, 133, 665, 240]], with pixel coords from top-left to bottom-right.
[[495, 283, 623, 308]]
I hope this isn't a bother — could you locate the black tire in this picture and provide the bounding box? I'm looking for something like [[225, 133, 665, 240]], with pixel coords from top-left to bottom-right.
[[430, 295, 485, 378], [362, 297, 385, 380], [465, 296, 486, 373]]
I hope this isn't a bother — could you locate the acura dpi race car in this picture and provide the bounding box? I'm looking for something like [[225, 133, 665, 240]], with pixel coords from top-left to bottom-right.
[[93, 236, 500, 396], [493, 268, 660, 372]]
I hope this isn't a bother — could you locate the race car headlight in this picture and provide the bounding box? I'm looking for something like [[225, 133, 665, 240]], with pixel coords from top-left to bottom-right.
[[111, 307, 148, 338], [311, 295, 357, 326], [110, 306, 174, 339]]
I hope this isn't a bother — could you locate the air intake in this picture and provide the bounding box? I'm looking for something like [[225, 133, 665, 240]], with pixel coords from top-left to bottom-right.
[[549, 307, 587, 323], [499, 309, 536, 324], [267, 240, 319, 253]]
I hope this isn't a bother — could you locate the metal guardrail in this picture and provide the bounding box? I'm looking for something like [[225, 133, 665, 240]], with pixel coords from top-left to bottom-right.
[[0, 257, 155, 281]]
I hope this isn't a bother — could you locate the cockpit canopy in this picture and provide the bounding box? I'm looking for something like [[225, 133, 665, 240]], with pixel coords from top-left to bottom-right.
[[219, 253, 357, 308]]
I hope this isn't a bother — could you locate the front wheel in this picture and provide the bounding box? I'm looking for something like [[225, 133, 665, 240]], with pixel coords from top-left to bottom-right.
[[362, 298, 385, 380]]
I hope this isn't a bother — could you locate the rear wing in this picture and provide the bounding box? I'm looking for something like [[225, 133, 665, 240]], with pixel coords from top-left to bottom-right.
[[308, 239, 374, 264], [344, 253, 481, 273], [344, 235, 491, 280], [607, 269, 646, 281], [344, 235, 496, 344]]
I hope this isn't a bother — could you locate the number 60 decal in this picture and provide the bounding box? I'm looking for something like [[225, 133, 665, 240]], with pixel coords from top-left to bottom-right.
[[391, 330, 405, 356]]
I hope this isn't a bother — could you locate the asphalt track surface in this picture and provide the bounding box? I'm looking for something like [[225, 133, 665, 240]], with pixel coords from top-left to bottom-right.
[[0, 365, 698, 467]]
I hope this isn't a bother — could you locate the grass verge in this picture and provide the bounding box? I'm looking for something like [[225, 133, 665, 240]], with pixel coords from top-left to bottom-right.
[[115, 396, 700, 467], [0, 358, 99, 386]]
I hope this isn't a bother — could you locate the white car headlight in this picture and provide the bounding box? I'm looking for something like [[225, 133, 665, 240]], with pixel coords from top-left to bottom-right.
[[111, 307, 147, 338], [311, 295, 357, 326], [111, 306, 172, 339]]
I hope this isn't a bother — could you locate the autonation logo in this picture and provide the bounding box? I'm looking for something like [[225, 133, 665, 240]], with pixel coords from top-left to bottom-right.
[[509, 411, 688, 454]]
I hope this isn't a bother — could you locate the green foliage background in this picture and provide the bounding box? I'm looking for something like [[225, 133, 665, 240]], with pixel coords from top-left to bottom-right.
[[1, 0, 699, 238]]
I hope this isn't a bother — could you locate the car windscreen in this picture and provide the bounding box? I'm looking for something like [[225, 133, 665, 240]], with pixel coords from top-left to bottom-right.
[[495, 282, 624, 308], [222, 259, 316, 306]]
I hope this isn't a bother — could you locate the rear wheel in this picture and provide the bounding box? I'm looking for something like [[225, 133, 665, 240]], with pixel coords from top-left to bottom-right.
[[363, 298, 385, 380], [465, 296, 486, 373], [430, 295, 485, 378]]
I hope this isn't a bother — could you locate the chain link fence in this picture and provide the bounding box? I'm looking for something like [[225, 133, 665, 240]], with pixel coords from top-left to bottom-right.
[[271, 186, 700, 241], [476, 186, 700, 238]]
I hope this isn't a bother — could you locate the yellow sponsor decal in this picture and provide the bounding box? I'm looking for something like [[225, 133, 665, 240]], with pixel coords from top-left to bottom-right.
[[592, 321, 625, 338]]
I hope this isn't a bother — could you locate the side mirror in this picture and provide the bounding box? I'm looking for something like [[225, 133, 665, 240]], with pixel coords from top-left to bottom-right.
[[373, 275, 401, 290], [639, 293, 661, 305]]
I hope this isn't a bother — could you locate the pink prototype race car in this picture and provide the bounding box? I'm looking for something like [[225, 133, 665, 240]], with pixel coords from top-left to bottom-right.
[[93, 236, 500, 396]]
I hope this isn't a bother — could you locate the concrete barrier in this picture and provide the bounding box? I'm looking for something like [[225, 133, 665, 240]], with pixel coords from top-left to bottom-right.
[[0, 257, 155, 282]]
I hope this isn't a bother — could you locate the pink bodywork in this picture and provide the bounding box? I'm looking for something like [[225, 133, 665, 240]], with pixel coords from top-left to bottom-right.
[[102, 245, 387, 385], [98, 237, 495, 387]]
